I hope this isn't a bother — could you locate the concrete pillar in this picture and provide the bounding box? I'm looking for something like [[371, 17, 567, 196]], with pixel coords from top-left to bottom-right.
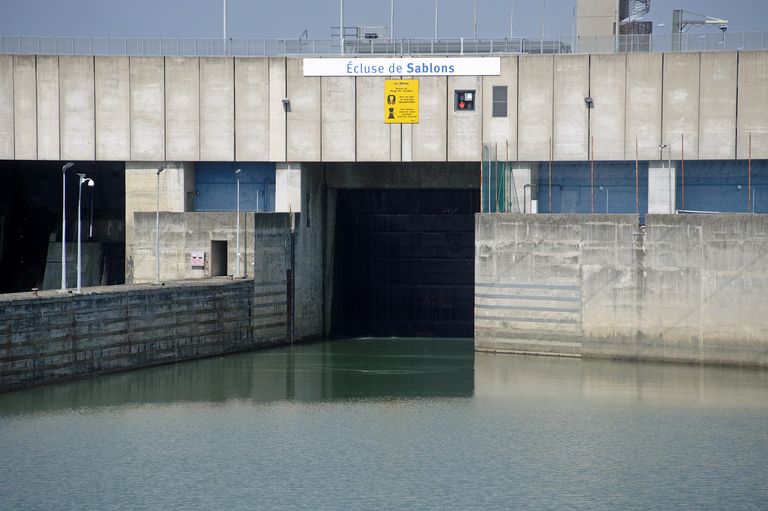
[[125, 161, 195, 283], [275, 163, 302, 213], [648, 160, 676, 214], [506, 162, 538, 213]]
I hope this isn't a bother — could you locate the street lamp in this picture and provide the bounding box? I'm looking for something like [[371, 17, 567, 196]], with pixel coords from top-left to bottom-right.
[[156, 165, 166, 283], [61, 162, 74, 290], [76, 173, 94, 293], [234, 168, 242, 278]]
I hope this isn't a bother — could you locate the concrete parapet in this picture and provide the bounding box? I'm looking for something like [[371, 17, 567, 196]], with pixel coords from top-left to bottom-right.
[[476, 213, 768, 367], [0, 279, 289, 392]]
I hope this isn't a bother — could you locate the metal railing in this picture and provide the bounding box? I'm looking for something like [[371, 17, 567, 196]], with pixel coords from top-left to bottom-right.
[[1, 32, 766, 57]]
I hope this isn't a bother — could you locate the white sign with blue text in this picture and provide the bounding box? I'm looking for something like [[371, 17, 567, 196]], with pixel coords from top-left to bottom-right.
[[303, 57, 500, 77]]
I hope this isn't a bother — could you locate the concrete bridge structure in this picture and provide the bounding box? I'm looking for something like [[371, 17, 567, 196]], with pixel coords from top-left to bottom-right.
[[0, 50, 767, 369]]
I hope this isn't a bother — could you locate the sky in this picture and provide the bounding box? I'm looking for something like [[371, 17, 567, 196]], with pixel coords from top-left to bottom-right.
[[2, 0, 767, 40]]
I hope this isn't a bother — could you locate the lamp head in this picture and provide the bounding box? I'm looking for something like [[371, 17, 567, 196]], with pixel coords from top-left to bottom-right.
[[63, 162, 74, 172], [157, 165, 166, 175], [235, 168, 242, 175], [86, 178, 95, 188]]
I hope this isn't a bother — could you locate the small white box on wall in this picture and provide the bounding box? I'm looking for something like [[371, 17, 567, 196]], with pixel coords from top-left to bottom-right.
[[190, 251, 205, 268]]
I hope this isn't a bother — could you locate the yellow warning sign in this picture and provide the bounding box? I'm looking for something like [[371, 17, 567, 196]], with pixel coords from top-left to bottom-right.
[[384, 80, 419, 124]]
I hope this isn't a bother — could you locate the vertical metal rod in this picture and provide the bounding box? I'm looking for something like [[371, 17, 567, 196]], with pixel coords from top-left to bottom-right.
[[591, 136, 595, 213], [510, 0, 514, 38], [77, 179, 82, 292], [548, 137, 552, 212], [748, 132, 752, 212], [391, 0, 395, 39], [473, 0, 477, 38], [340, 0, 344, 55], [236, 174, 240, 277], [156, 167, 165, 283], [635, 138, 639, 215], [681, 133, 685, 210], [434, 0, 438, 39], [61, 167, 67, 290]]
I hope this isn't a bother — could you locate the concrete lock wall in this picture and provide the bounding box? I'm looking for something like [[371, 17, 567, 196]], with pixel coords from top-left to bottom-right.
[[0, 213, 294, 392], [0, 52, 767, 162], [0, 279, 289, 393], [475, 213, 768, 366]]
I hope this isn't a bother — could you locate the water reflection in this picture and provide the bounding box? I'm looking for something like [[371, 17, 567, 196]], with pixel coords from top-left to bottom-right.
[[475, 352, 768, 409], [0, 338, 475, 415]]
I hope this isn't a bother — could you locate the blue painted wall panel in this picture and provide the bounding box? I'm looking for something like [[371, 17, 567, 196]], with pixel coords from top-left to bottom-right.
[[194, 162, 275, 212]]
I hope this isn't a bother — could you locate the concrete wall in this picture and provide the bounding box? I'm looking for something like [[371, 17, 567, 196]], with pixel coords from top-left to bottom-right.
[[517, 56, 553, 162], [59, 56, 95, 161], [553, 55, 588, 161], [13, 55, 37, 160], [95, 57, 130, 161], [0, 278, 289, 392], [0, 52, 766, 163], [36, 56, 59, 160], [590, 54, 625, 160], [130, 57, 165, 161], [475, 213, 768, 366]]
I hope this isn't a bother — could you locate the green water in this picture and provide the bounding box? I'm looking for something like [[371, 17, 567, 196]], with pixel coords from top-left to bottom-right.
[[1, 338, 767, 510]]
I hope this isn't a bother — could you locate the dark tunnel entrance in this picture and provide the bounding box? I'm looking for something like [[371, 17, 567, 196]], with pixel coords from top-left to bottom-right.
[[332, 189, 479, 338], [0, 161, 125, 294]]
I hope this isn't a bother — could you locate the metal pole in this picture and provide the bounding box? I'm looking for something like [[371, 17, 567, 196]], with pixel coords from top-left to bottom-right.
[[77, 177, 83, 292], [681, 133, 685, 210], [473, 0, 477, 38], [76, 174, 93, 292], [156, 166, 165, 283], [235, 169, 241, 278], [340, 0, 344, 55], [548, 137, 552, 212], [61, 162, 73, 290], [434, 0, 439, 39], [668, 147, 672, 213], [591, 136, 595, 213], [391, 0, 395, 39], [510, 0, 514, 38], [223, 0, 227, 54], [748, 132, 752, 212], [635, 138, 639, 215]]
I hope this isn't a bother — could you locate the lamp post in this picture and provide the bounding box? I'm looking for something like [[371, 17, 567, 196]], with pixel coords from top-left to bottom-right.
[[234, 168, 242, 278], [61, 162, 74, 290], [156, 165, 166, 283], [76, 173, 94, 293]]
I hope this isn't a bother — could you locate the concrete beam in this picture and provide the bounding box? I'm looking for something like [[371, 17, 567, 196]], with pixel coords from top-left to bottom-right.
[[356, 76, 391, 161], [662, 52, 700, 160], [625, 53, 662, 161], [0, 55, 13, 159], [200, 57, 234, 161], [129, 57, 165, 161], [95, 56, 130, 160], [13, 55, 37, 160], [411, 76, 447, 161], [268, 57, 287, 162], [482, 56, 518, 161], [518, 55, 553, 162], [553, 55, 588, 161], [165, 57, 200, 161], [59, 56, 96, 161], [235, 57, 270, 161], [737, 51, 768, 159], [321, 76, 355, 162], [589, 54, 626, 161], [699, 52, 737, 160], [36, 56, 59, 160], [286, 58, 321, 162]]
